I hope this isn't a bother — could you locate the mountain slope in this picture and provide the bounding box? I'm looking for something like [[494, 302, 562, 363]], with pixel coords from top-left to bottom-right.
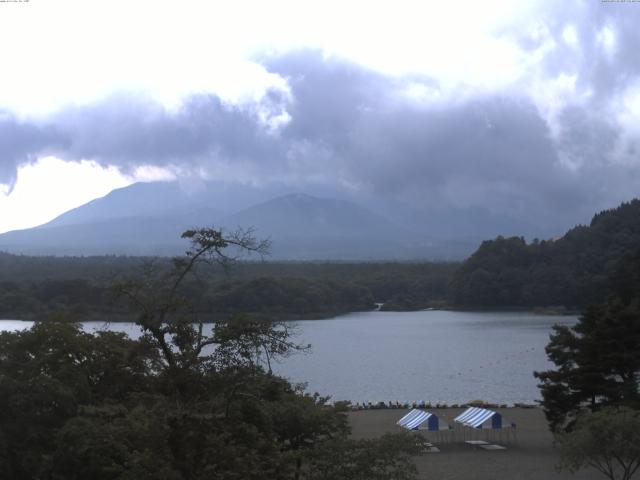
[[219, 193, 421, 259], [0, 206, 223, 255], [42, 182, 196, 228], [223, 193, 391, 236], [0, 186, 452, 258], [0, 180, 289, 255], [0, 179, 488, 259], [41, 180, 296, 229]]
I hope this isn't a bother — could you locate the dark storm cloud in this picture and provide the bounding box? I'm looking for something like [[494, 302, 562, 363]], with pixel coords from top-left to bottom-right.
[[556, 105, 619, 168], [0, 112, 67, 190], [263, 40, 640, 227], [55, 94, 285, 173], [0, 93, 290, 188], [266, 52, 601, 225]]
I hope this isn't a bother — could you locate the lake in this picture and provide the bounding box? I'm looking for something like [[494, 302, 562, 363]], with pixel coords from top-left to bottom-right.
[[0, 310, 575, 405]]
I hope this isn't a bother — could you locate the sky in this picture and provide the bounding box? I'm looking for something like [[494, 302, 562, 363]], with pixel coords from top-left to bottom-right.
[[1, 0, 640, 234]]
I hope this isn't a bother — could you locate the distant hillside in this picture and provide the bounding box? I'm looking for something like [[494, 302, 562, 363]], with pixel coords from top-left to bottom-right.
[[220, 193, 428, 259], [449, 199, 640, 308], [42, 182, 202, 228], [42, 180, 294, 229], [0, 252, 457, 321], [0, 208, 223, 256], [0, 181, 472, 258]]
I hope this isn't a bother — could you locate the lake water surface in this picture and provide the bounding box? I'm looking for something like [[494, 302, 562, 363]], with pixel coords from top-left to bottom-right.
[[0, 310, 575, 404]]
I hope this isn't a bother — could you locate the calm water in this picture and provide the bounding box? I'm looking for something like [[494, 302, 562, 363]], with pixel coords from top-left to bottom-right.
[[0, 310, 575, 404]]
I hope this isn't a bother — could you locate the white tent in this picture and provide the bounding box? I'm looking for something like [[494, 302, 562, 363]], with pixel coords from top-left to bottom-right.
[[398, 409, 440, 431], [454, 407, 504, 428], [453, 407, 516, 443], [397, 409, 452, 443]]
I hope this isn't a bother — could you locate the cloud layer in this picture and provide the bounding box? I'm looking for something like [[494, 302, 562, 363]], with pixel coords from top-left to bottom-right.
[[1, 1, 640, 235]]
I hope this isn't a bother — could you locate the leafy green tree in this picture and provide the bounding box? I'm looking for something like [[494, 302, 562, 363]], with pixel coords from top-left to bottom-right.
[[535, 251, 640, 432], [51, 406, 183, 480], [557, 407, 640, 480], [113, 227, 272, 373], [301, 433, 423, 480], [0, 322, 157, 479]]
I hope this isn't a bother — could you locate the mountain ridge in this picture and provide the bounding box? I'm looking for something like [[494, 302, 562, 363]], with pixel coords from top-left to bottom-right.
[[1, 186, 467, 259]]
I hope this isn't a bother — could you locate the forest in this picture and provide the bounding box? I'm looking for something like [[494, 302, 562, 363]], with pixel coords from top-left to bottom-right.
[[0, 253, 456, 321], [449, 199, 640, 308]]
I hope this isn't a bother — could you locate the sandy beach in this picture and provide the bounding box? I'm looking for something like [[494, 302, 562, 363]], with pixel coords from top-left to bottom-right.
[[349, 407, 603, 480]]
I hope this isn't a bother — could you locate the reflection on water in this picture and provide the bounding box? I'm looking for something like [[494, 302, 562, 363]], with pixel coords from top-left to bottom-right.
[[0, 310, 575, 404]]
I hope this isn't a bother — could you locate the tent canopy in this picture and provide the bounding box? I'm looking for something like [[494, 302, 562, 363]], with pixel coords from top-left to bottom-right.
[[397, 409, 440, 431], [454, 407, 505, 429]]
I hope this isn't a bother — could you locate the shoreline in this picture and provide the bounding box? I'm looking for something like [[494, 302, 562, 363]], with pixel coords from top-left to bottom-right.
[[0, 306, 581, 324], [345, 401, 539, 410]]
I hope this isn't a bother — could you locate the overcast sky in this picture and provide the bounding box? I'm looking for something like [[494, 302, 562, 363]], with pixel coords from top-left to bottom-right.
[[1, 0, 640, 234]]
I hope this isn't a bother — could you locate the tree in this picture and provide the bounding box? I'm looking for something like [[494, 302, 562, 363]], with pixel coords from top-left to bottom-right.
[[557, 407, 640, 480], [301, 432, 423, 480], [535, 250, 640, 432], [0, 322, 158, 479], [0, 227, 424, 479], [113, 227, 272, 373]]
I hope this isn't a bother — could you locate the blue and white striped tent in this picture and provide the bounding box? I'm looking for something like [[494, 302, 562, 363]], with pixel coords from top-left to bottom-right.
[[454, 407, 504, 429], [397, 409, 440, 431], [453, 406, 517, 444]]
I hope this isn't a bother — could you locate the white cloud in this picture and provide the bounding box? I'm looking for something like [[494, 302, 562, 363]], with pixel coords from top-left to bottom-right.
[[597, 25, 616, 57], [562, 25, 579, 47], [0, 0, 543, 116], [0, 157, 132, 234]]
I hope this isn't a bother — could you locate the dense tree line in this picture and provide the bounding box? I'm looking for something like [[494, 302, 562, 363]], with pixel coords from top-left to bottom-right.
[[450, 199, 640, 308], [0, 252, 457, 286], [0, 254, 455, 320], [205, 277, 374, 318]]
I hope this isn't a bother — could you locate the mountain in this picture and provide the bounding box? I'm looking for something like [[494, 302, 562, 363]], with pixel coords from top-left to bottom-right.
[[219, 193, 427, 259], [449, 199, 640, 308], [0, 183, 473, 259], [0, 207, 223, 256], [42, 182, 199, 228], [41, 180, 297, 229]]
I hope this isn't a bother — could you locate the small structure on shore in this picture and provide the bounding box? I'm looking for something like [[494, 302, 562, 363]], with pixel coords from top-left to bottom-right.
[[454, 407, 516, 443], [397, 409, 452, 442], [398, 409, 440, 431]]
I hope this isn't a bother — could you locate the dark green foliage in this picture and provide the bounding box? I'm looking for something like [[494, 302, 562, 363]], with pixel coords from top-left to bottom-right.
[[0, 253, 456, 320], [535, 250, 640, 432], [301, 433, 423, 480], [0, 322, 158, 478], [206, 276, 374, 317], [451, 199, 640, 307], [0, 323, 311, 480], [557, 407, 640, 480], [0, 228, 421, 479]]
